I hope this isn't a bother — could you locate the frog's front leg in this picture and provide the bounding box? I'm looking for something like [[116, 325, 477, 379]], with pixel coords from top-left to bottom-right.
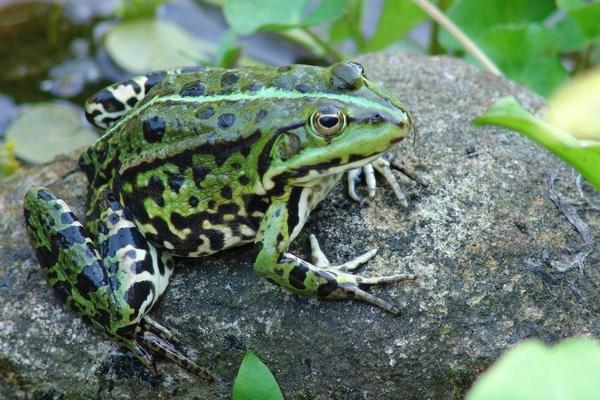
[[254, 200, 415, 314], [348, 154, 429, 206], [23, 187, 211, 380]]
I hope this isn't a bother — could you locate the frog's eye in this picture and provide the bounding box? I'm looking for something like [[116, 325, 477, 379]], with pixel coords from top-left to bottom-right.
[[310, 107, 347, 137]]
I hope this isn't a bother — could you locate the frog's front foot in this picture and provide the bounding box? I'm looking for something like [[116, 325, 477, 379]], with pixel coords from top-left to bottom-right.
[[282, 234, 416, 314], [347, 153, 429, 206]]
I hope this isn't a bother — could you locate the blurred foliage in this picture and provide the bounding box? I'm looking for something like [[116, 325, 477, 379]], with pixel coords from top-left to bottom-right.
[[467, 338, 600, 400], [0, 140, 20, 178], [475, 66, 600, 193]]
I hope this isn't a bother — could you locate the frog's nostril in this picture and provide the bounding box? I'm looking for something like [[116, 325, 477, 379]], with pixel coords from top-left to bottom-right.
[[371, 113, 383, 123]]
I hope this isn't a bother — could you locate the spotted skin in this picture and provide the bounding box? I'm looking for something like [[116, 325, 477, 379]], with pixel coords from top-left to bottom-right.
[[24, 61, 420, 377]]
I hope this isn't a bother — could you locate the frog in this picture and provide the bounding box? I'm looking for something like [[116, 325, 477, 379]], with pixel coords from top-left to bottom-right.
[[23, 61, 422, 379]]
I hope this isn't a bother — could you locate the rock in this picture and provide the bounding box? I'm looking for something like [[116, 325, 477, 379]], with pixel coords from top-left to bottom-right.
[[1, 52, 599, 399]]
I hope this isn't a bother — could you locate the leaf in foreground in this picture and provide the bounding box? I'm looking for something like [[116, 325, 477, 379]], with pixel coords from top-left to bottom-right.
[[474, 96, 600, 192], [232, 351, 284, 400], [467, 338, 600, 400], [6, 103, 97, 164]]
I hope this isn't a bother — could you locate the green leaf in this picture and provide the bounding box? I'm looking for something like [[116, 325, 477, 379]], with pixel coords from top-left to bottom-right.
[[328, 0, 363, 44], [557, 0, 600, 40], [105, 19, 208, 73], [223, 0, 309, 35], [439, 0, 556, 51], [304, 0, 346, 26], [118, 0, 167, 20], [366, 0, 426, 52], [467, 338, 600, 400], [551, 15, 588, 52], [215, 30, 242, 68], [232, 351, 284, 400], [478, 24, 568, 96], [223, 0, 344, 35], [5, 103, 97, 164], [474, 97, 600, 192]]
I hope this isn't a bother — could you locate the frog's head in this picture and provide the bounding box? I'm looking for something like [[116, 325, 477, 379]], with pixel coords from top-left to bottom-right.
[[261, 61, 412, 192]]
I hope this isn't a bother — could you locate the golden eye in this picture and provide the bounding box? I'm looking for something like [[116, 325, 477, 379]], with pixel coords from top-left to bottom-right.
[[310, 107, 347, 137]]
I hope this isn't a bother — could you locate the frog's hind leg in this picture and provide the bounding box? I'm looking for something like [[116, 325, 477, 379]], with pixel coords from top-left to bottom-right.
[[24, 186, 210, 378]]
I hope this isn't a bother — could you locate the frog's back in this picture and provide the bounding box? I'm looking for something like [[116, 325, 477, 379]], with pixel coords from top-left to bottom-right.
[[80, 65, 334, 256]]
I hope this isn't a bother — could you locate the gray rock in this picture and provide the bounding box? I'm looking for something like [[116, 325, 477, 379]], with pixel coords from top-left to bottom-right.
[[1, 52, 599, 399]]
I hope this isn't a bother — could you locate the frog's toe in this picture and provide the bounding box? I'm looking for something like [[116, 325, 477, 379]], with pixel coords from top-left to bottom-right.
[[336, 284, 401, 314], [137, 328, 214, 382], [371, 157, 408, 207], [141, 316, 180, 345], [347, 167, 363, 202], [309, 234, 376, 271]]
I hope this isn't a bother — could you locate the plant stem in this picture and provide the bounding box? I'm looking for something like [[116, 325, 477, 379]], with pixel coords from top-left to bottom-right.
[[302, 28, 344, 62], [412, 0, 502, 75]]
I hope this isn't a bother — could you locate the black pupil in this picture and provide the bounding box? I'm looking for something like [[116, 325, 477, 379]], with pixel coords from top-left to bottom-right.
[[319, 115, 339, 129]]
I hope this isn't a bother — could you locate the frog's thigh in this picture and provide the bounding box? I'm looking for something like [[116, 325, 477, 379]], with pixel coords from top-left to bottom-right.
[[24, 186, 114, 328], [90, 190, 174, 329]]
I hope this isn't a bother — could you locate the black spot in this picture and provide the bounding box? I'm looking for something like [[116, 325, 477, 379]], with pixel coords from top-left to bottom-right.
[[196, 107, 215, 119], [231, 162, 241, 169], [208, 200, 216, 209], [142, 116, 166, 143], [277, 65, 292, 72], [295, 83, 309, 93], [57, 225, 87, 249], [238, 175, 250, 185], [168, 173, 185, 193], [93, 309, 110, 327], [125, 249, 137, 259], [286, 187, 302, 234], [125, 281, 154, 312], [218, 203, 239, 215], [316, 279, 337, 297], [289, 264, 308, 290], [193, 165, 210, 185], [93, 89, 125, 113], [107, 213, 120, 225], [205, 229, 225, 251], [221, 71, 240, 86], [221, 185, 232, 199], [145, 175, 166, 207], [180, 80, 206, 97], [37, 190, 56, 201], [76, 263, 108, 299], [35, 244, 57, 270], [218, 113, 235, 129], [60, 211, 77, 225], [126, 97, 138, 107], [188, 196, 199, 208], [144, 71, 168, 92], [246, 82, 262, 91], [255, 109, 268, 123]]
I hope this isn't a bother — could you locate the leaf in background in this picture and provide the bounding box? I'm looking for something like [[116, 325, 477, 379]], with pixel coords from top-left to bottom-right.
[[474, 97, 600, 192], [6, 103, 97, 164], [439, 0, 556, 50], [0, 140, 20, 178], [328, 0, 363, 44], [557, 0, 600, 40], [232, 351, 283, 400], [467, 338, 600, 400], [479, 24, 568, 96], [118, 0, 167, 20], [551, 15, 588, 52], [366, 0, 426, 52], [304, 0, 346, 26], [215, 30, 242, 68], [223, 0, 345, 35], [105, 19, 208, 73]]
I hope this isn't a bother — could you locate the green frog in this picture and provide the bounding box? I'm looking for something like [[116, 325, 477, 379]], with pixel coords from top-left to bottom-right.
[[23, 62, 421, 379]]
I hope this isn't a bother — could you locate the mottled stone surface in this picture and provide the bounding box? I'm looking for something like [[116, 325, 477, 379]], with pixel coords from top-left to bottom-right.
[[1, 52, 599, 400]]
